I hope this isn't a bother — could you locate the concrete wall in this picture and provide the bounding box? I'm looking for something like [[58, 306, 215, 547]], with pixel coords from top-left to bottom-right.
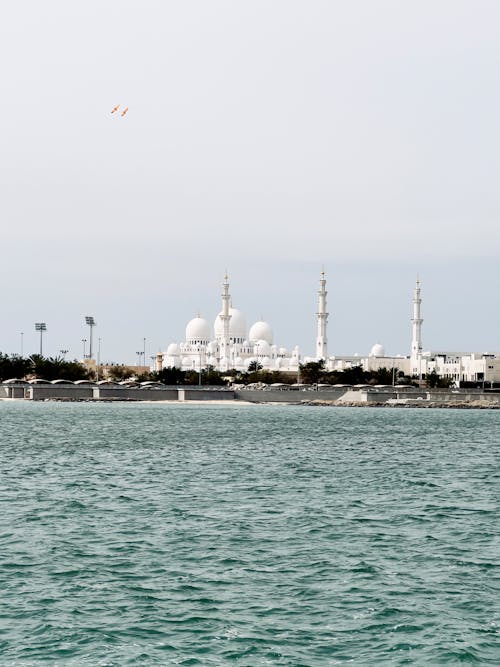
[[427, 391, 500, 405], [180, 389, 235, 401], [235, 388, 348, 403], [0, 383, 234, 402], [29, 386, 94, 400], [1, 385, 26, 399], [97, 387, 178, 401]]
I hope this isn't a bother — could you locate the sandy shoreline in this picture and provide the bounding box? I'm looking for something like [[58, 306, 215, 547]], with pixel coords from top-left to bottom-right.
[[1, 397, 499, 409]]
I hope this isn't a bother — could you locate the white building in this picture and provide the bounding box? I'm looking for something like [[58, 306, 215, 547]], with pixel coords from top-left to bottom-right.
[[158, 272, 499, 385], [159, 274, 300, 373], [324, 275, 499, 385]]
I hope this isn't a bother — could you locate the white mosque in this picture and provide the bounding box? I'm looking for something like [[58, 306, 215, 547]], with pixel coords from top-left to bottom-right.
[[158, 274, 301, 373], [157, 272, 500, 385]]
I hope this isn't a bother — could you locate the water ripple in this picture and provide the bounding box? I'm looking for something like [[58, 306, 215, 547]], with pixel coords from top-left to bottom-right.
[[0, 402, 499, 665]]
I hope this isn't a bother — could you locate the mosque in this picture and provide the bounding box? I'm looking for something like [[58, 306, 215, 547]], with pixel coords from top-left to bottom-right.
[[158, 274, 300, 373], [157, 272, 500, 385]]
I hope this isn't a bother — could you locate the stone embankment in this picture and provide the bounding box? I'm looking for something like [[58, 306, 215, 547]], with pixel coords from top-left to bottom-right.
[[2, 382, 499, 408], [234, 386, 500, 409], [302, 400, 500, 409]]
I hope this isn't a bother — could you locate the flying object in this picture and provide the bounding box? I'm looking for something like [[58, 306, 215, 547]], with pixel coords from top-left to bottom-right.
[[111, 104, 120, 114], [121, 107, 129, 117]]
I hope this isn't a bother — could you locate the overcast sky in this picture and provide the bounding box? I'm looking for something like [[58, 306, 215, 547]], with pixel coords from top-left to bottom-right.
[[1, 1, 499, 363]]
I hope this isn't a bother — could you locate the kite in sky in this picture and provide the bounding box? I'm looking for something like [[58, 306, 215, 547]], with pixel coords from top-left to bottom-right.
[[111, 104, 120, 114], [121, 107, 129, 117]]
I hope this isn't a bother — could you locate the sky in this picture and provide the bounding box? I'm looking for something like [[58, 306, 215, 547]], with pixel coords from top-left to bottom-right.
[[1, 0, 499, 364]]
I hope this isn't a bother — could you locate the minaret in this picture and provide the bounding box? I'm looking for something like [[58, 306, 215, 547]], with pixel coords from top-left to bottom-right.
[[220, 272, 231, 363], [411, 276, 423, 358], [316, 270, 328, 360]]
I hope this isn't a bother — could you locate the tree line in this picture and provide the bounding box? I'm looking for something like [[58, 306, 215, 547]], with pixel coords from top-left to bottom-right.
[[0, 352, 452, 387], [0, 353, 92, 382]]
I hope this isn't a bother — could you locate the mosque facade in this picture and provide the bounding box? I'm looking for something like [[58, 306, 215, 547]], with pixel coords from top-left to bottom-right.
[[157, 272, 500, 385], [158, 274, 300, 373]]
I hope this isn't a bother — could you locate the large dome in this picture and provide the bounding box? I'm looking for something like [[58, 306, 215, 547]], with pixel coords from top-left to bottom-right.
[[249, 320, 273, 344], [166, 343, 180, 356], [369, 343, 385, 357], [185, 316, 211, 343], [214, 307, 247, 341]]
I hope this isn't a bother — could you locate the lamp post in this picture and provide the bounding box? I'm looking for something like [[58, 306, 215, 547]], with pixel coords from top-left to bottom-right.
[[20, 332, 24, 357], [35, 322, 47, 356], [136, 351, 142, 367], [143, 337, 146, 367], [97, 338, 101, 381], [85, 316, 96, 359], [82, 338, 87, 359]]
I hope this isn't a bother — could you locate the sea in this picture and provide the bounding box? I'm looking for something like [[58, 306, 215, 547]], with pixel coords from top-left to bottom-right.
[[0, 401, 499, 666]]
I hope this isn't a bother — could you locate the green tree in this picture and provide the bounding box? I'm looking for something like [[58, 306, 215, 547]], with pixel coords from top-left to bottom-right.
[[106, 365, 137, 381], [299, 360, 326, 384], [156, 366, 186, 385], [0, 353, 32, 381], [425, 370, 453, 389], [247, 360, 263, 372], [29, 355, 91, 381]]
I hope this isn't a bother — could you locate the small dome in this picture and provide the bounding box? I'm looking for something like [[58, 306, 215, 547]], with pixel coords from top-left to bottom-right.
[[254, 339, 271, 356], [206, 341, 218, 354], [166, 343, 180, 356], [369, 343, 385, 357], [214, 307, 247, 341], [249, 321, 273, 344], [186, 316, 211, 343]]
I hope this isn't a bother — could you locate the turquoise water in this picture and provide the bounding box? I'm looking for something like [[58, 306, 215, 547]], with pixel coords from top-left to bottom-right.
[[0, 402, 499, 666]]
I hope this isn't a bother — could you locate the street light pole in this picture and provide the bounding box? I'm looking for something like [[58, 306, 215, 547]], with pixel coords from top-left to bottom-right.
[[35, 323, 47, 356], [82, 338, 87, 359], [143, 337, 146, 367], [20, 332, 24, 357], [97, 337, 101, 381]]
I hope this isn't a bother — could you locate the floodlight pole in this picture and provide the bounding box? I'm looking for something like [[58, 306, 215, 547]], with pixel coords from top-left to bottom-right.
[[85, 316, 96, 359], [35, 323, 47, 356]]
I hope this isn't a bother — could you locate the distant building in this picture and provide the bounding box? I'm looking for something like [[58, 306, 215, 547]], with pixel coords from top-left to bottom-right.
[[158, 272, 500, 385], [325, 275, 499, 385], [159, 274, 300, 373]]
